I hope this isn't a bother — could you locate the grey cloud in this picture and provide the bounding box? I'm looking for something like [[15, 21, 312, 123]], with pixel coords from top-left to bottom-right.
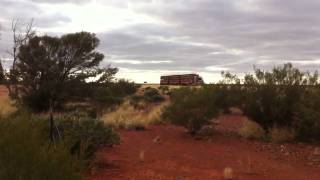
[[28, 0, 90, 4], [0, 0, 71, 29], [2, 0, 320, 82], [98, 24, 244, 72]]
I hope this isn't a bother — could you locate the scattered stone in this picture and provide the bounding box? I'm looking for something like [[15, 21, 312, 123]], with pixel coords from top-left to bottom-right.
[[223, 167, 234, 179], [280, 145, 286, 153], [313, 147, 320, 156], [139, 150, 145, 162], [153, 136, 161, 143]]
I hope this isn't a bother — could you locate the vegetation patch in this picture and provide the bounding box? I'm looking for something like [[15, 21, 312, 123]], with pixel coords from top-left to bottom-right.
[[0, 96, 16, 118], [269, 127, 296, 143], [0, 110, 120, 180], [103, 100, 168, 130], [162, 87, 219, 135], [239, 120, 266, 140]]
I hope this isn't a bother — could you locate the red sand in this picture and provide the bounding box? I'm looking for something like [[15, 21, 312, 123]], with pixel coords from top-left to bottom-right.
[[90, 115, 320, 180]]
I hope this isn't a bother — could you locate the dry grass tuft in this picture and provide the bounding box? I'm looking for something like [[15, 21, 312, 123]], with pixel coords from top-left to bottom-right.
[[269, 127, 296, 143], [0, 96, 16, 118], [239, 120, 265, 139], [102, 100, 168, 129]]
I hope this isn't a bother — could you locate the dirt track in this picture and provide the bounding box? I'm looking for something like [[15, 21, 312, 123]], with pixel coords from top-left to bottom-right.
[[90, 115, 320, 180]]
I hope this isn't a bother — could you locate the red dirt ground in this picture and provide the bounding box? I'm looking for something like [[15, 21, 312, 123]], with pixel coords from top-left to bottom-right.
[[90, 115, 320, 180], [0, 85, 8, 96]]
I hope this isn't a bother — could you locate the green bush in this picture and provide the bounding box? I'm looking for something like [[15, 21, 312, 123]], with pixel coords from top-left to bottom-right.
[[162, 87, 218, 135], [66, 79, 139, 117], [158, 86, 169, 94], [203, 84, 244, 114], [219, 63, 320, 141], [0, 114, 82, 180], [231, 64, 317, 131], [0, 111, 120, 180], [129, 95, 145, 109], [293, 88, 320, 141], [143, 88, 164, 103], [57, 116, 120, 161]]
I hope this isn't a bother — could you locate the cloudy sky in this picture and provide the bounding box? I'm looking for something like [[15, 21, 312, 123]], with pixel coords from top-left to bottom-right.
[[1, 0, 320, 83]]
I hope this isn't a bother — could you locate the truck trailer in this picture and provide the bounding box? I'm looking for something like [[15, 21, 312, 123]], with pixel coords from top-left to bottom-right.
[[160, 74, 204, 85]]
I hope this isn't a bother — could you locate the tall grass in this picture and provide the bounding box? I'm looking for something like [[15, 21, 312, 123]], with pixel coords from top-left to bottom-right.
[[102, 100, 168, 129], [0, 96, 16, 118], [239, 120, 265, 140]]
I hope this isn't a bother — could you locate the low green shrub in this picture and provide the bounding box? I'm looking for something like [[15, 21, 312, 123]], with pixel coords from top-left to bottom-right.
[[57, 116, 120, 161], [0, 111, 120, 180], [219, 63, 320, 142], [162, 87, 218, 135], [143, 88, 164, 103], [0, 114, 82, 180], [129, 95, 145, 109], [293, 88, 320, 141], [158, 86, 169, 94]]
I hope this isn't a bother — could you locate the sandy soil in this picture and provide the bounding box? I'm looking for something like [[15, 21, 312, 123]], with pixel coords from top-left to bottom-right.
[[90, 115, 320, 180]]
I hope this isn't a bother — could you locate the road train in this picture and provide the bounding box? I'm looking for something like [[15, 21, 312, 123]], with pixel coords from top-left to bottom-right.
[[160, 74, 204, 85]]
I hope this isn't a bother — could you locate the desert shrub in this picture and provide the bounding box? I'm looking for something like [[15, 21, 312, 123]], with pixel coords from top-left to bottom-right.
[[159, 86, 169, 94], [214, 72, 245, 113], [56, 116, 120, 162], [143, 88, 164, 103], [239, 120, 265, 139], [203, 84, 244, 114], [269, 126, 296, 143], [213, 63, 320, 141], [128, 88, 164, 109], [0, 110, 120, 180], [129, 95, 145, 109], [0, 114, 82, 180], [162, 87, 218, 135], [293, 87, 320, 141], [65, 79, 139, 118], [239, 64, 318, 131], [110, 79, 139, 96]]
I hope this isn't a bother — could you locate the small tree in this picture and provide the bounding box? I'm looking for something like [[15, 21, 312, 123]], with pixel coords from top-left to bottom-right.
[[8, 32, 116, 111], [5, 19, 36, 104]]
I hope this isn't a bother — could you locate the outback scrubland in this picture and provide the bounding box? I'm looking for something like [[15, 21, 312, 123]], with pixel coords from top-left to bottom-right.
[[0, 22, 320, 179]]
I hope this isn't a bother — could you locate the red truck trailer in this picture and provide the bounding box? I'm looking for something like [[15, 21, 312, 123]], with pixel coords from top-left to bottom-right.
[[160, 74, 204, 85]]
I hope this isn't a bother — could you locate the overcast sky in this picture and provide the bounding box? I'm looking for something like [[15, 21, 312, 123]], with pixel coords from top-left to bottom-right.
[[1, 0, 320, 83]]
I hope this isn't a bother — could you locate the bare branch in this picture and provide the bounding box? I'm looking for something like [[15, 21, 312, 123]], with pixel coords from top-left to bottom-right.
[[10, 18, 35, 70]]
